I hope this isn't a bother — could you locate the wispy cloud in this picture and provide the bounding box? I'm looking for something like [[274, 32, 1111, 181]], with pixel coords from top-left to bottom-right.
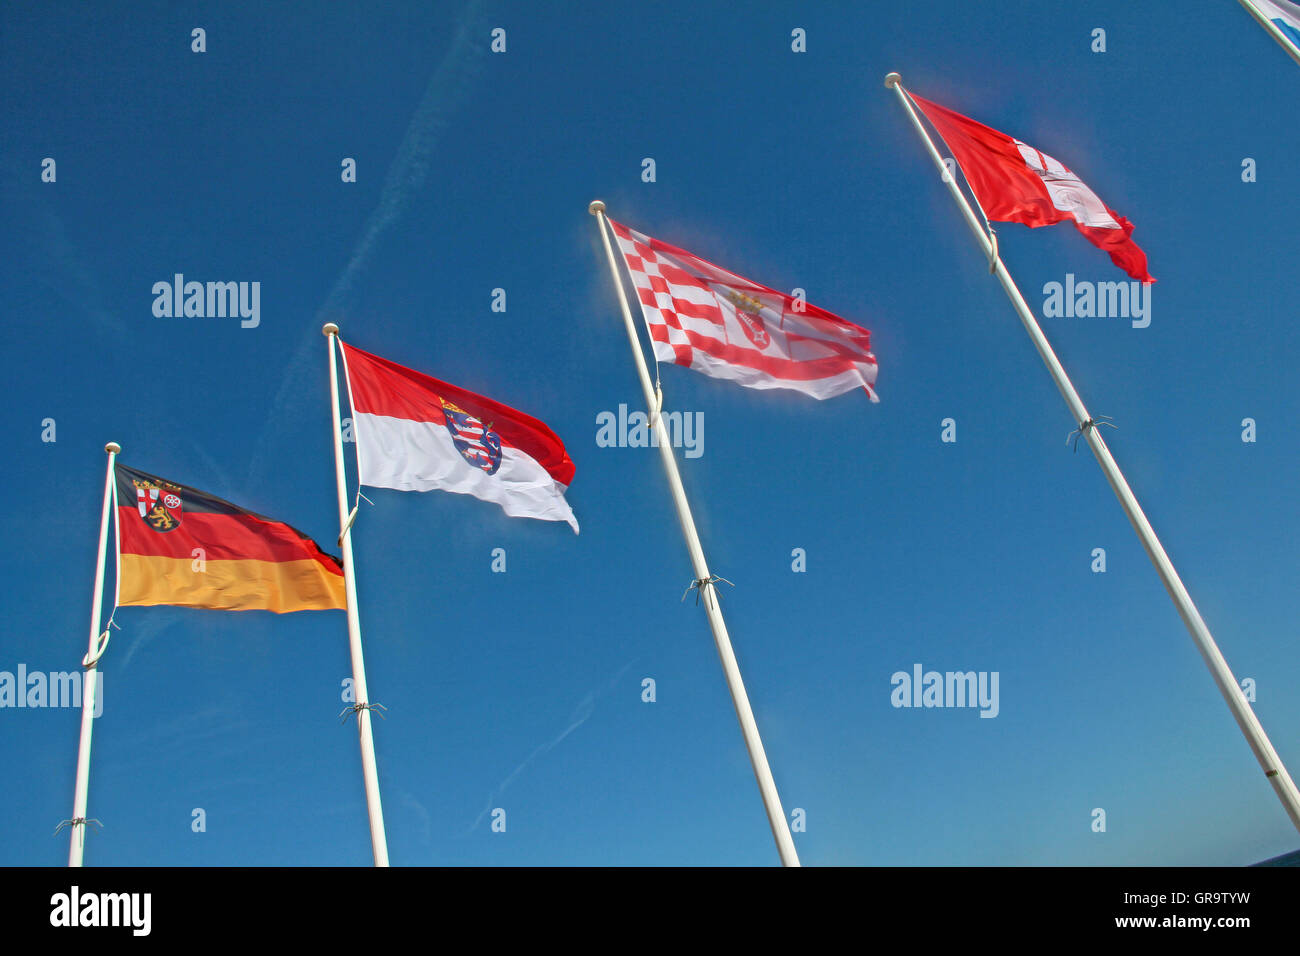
[[468, 659, 637, 833], [109, 703, 254, 772], [116, 618, 175, 672], [319, 0, 488, 318], [0, 158, 126, 337], [249, 0, 488, 487], [394, 785, 433, 846]]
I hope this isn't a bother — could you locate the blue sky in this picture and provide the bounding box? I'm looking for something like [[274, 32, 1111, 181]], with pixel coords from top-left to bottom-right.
[[2, 1, 1298, 866]]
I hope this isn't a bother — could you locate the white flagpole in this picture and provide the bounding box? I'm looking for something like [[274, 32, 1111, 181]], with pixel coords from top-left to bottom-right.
[[323, 323, 390, 866], [1238, 0, 1300, 68], [589, 201, 801, 866], [67, 441, 118, 866], [885, 73, 1300, 833]]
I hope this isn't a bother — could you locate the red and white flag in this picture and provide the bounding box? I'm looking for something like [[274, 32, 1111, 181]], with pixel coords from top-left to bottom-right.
[[608, 219, 879, 401], [340, 342, 578, 533], [909, 92, 1154, 283]]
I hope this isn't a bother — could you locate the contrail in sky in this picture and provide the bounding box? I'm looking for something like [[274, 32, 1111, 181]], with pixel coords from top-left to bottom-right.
[[0, 158, 126, 337], [249, 0, 488, 485], [319, 0, 488, 316], [469, 660, 638, 833]]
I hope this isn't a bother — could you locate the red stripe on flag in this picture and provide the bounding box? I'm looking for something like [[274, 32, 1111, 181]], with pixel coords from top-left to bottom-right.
[[118, 507, 344, 571], [908, 91, 1153, 283], [670, 327, 876, 382], [613, 219, 871, 331], [341, 342, 576, 486]]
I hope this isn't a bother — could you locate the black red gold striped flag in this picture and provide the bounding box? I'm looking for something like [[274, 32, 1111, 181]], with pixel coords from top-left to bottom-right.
[[115, 463, 345, 613]]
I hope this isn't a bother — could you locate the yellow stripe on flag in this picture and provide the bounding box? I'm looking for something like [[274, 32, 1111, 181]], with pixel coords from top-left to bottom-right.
[[119, 554, 346, 613]]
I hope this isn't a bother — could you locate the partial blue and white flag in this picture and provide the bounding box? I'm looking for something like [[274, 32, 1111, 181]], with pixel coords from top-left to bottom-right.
[[1242, 0, 1300, 64]]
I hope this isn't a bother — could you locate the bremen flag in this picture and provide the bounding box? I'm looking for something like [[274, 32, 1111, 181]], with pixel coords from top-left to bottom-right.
[[115, 464, 345, 612], [908, 92, 1154, 283], [339, 342, 579, 533], [608, 218, 879, 401]]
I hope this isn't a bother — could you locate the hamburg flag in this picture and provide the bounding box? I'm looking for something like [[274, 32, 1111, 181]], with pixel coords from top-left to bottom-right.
[[908, 92, 1154, 283], [339, 342, 579, 533], [115, 464, 346, 612], [607, 218, 879, 401]]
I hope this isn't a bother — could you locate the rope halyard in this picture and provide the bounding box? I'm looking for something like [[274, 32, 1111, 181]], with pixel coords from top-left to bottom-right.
[[338, 505, 358, 547], [1067, 415, 1117, 452], [81, 618, 119, 669], [337, 491, 373, 547], [682, 574, 734, 609], [649, 382, 664, 431], [338, 701, 387, 724]]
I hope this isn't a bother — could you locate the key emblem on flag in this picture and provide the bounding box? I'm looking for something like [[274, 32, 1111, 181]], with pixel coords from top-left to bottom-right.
[[133, 478, 183, 532], [722, 288, 772, 349], [440, 398, 502, 475], [735, 308, 770, 349]]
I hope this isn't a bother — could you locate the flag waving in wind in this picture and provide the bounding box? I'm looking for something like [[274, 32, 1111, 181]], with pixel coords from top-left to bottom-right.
[[115, 463, 346, 613], [608, 218, 879, 401], [339, 342, 579, 533], [908, 92, 1154, 283]]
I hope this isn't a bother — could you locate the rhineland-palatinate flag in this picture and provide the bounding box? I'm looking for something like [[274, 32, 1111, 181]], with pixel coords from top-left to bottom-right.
[[115, 464, 346, 613], [607, 219, 879, 401], [908, 92, 1154, 283], [339, 343, 579, 533]]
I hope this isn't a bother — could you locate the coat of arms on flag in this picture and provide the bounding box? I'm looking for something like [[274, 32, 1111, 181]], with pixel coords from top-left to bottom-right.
[[440, 398, 502, 475], [115, 463, 346, 613], [725, 289, 772, 349], [134, 477, 183, 532], [337, 341, 579, 533]]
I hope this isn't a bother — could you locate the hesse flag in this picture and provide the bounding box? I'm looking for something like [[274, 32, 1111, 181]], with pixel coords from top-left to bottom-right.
[[908, 92, 1154, 283], [340, 343, 579, 533], [608, 219, 879, 401], [115, 464, 345, 612]]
